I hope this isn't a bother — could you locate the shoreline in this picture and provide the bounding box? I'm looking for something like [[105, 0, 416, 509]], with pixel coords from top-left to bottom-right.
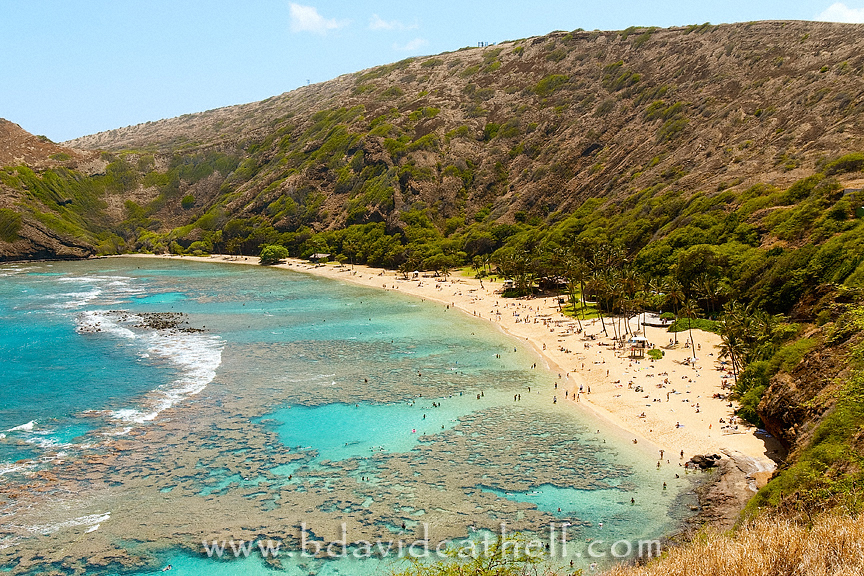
[[119, 253, 781, 508]]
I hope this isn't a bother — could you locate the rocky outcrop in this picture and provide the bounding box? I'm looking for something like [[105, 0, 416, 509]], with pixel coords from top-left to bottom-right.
[[0, 215, 94, 261], [758, 288, 862, 451], [689, 452, 773, 531], [687, 453, 722, 470]]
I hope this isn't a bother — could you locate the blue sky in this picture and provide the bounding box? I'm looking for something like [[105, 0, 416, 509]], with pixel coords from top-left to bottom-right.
[[2, 0, 863, 142]]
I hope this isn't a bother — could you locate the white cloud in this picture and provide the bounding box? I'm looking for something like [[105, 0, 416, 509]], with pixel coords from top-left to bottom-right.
[[816, 2, 864, 23], [369, 14, 416, 31], [394, 38, 428, 52], [289, 3, 346, 34]]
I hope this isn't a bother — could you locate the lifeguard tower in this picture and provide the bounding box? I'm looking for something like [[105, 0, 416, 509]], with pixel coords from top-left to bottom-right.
[[627, 335, 648, 358]]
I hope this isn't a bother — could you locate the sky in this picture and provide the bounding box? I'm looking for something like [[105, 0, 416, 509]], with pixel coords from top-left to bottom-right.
[[2, 1, 863, 142]]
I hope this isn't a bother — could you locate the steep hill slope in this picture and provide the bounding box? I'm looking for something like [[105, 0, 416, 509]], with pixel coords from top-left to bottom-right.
[[65, 20, 864, 231], [0, 119, 98, 169], [0, 120, 105, 260]]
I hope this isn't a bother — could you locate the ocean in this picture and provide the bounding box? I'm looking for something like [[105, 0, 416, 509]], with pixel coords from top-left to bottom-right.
[[0, 258, 696, 575]]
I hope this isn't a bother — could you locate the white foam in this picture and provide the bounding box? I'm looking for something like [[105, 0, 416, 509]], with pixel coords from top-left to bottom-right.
[[0, 462, 30, 476], [0, 265, 35, 278], [26, 512, 110, 535], [101, 426, 133, 437], [49, 288, 103, 309], [25, 435, 75, 451], [76, 310, 136, 339], [94, 312, 225, 424], [6, 420, 36, 432], [0, 534, 21, 551], [51, 275, 143, 309]]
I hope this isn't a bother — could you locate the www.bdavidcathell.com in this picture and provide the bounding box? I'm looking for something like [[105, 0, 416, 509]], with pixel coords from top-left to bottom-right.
[[201, 522, 662, 561]]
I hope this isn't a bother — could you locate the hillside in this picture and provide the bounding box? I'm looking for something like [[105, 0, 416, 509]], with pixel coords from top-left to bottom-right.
[[64, 20, 864, 228], [0, 119, 99, 169], [0, 120, 104, 260]]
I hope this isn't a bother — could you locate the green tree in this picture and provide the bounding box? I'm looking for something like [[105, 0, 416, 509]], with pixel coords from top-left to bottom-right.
[[259, 244, 289, 265]]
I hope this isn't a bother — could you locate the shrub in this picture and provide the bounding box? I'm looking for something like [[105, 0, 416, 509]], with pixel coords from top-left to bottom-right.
[[545, 48, 567, 62], [482, 123, 500, 141], [459, 64, 480, 78], [534, 74, 569, 97], [181, 194, 195, 209], [602, 61, 641, 91], [378, 86, 404, 100], [259, 244, 289, 265], [824, 152, 864, 175]]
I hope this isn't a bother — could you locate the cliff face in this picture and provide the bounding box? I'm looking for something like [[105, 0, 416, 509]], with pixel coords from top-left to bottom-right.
[[752, 286, 864, 512], [0, 216, 95, 261], [758, 287, 862, 451]]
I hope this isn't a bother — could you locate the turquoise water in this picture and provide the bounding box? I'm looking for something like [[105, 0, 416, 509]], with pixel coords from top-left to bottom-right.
[[0, 258, 695, 575]]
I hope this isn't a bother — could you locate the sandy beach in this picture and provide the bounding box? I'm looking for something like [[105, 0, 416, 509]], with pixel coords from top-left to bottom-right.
[[124, 254, 780, 485]]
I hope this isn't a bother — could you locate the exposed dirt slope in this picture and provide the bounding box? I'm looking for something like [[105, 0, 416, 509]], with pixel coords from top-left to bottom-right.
[[1, 118, 99, 170]]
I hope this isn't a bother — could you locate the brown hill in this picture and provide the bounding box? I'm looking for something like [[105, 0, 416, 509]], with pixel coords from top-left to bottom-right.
[[1, 118, 98, 170], [63, 20, 864, 230]]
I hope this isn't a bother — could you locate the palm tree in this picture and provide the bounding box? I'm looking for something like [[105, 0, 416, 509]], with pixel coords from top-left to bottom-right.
[[680, 298, 702, 355], [665, 278, 685, 344], [695, 273, 725, 316], [585, 271, 609, 337], [718, 301, 747, 383], [562, 250, 587, 331]]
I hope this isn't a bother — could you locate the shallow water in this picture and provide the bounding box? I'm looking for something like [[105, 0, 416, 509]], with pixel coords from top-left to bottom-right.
[[0, 258, 696, 575]]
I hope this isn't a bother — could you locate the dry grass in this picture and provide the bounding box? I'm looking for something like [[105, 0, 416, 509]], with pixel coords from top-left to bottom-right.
[[604, 514, 864, 576]]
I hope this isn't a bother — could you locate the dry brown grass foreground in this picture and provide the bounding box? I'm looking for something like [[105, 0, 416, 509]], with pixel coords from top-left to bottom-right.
[[605, 514, 864, 576]]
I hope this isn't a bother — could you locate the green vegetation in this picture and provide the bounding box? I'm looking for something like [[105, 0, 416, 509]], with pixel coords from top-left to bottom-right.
[[747, 305, 864, 513], [387, 534, 550, 576], [824, 152, 864, 175], [534, 74, 569, 97], [602, 61, 641, 92], [0, 208, 22, 242], [0, 165, 110, 245], [258, 244, 289, 265]]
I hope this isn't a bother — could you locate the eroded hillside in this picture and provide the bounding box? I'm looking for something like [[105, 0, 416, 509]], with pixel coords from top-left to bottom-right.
[[64, 20, 864, 232]]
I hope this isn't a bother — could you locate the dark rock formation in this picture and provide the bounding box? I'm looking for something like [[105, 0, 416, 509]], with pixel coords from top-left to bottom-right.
[[0, 216, 94, 261]]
